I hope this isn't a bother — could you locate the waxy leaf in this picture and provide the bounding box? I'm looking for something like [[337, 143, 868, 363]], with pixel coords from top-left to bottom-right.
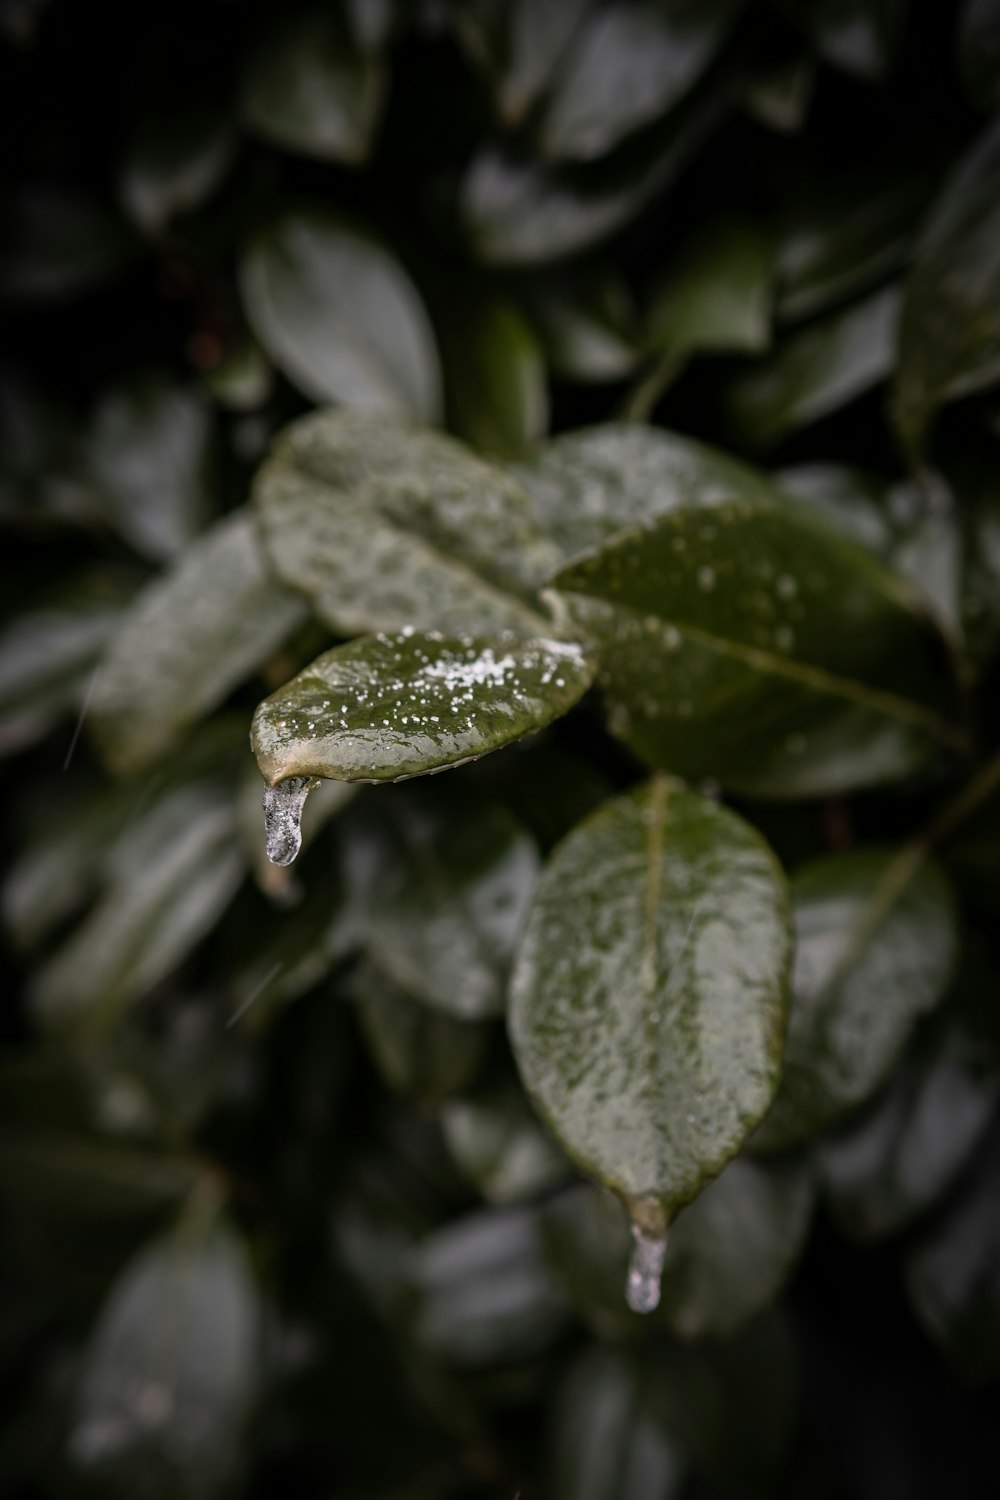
[[727, 284, 900, 449], [646, 216, 772, 358], [361, 790, 539, 1019], [91, 510, 306, 776], [252, 631, 593, 789], [436, 291, 549, 460], [755, 847, 958, 1150], [240, 9, 384, 165], [509, 778, 791, 1225], [535, 0, 743, 162], [895, 116, 1000, 453], [241, 210, 442, 419], [254, 409, 556, 637], [549, 461, 962, 797], [550, 1346, 687, 1500], [71, 1206, 262, 1495]]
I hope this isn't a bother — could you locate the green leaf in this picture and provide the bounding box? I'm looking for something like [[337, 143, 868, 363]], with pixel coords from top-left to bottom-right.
[[91, 509, 306, 776], [354, 959, 490, 1103], [449, 0, 596, 126], [30, 779, 245, 1040], [535, 0, 743, 161], [775, 0, 908, 81], [437, 290, 549, 459], [240, 9, 385, 165], [252, 631, 593, 790], [646, 216, 772, 359], [83, 373, 216, 561], [253, 408, 557, 636], [549, 456, 962, 797], [240, 210, 442, 419], [550, 1346, 687, 1500], [960, 0, 1000, 111], [527, 264, 641, 383], [894, 116, 1000, 454], [361, 790, 540, 1019], [904, 1118, 1000, 1384], [727, 283, 900, 449], [409, 1206, 570, 1365], [773, 463, 895, 554], [543, 1152, 814, 1339], [442, 1085, 570, 1203], [509, 779, 790, 1230], [821, 1003, 999, 1243], [460, 87, 726, 267], [70, 1203, 262, 1496], [755, 846, 959, 1151], [774, 171, 927, 324], [120, 105, 235, 237]]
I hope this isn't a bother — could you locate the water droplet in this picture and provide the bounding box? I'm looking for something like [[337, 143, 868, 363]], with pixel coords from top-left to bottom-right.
[[263, 776, 312, 866], [626, 1222, 668, 1315]]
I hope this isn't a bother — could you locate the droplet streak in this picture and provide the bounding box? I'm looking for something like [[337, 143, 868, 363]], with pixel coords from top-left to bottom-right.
[[625, 1222, 668, 1314], [263, 775, 312, 866]]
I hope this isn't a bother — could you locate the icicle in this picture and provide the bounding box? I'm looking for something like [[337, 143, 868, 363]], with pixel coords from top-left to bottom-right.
[[625, 1221, 668, 1315], [262, 776, 311, 866]]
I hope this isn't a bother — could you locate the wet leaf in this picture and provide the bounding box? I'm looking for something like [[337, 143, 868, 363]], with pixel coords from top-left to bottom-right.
[[773, 170, 926, 324], [442, 1085, 569, 1203], [83, 373, 216, 561], [252, 631, 592, 789], [550, 1345, 687, 1500], [409, 1206, 570, 1365], [254, 408, 556, 637], [905, 1118, 1000, 1384], [543, 1153, 814, 1340], [240, 9, 385, 165], [460, 88, 725, 267], [91, 509, 306, 776], [755, 846, 958, 1150], [895, 116, 1000, 453], [120, 105, 235, 236], [362, 791, 539, 1020], [30, 780, 245, 1039], [550, 460, 961, 796], [437, 291, 548, 459], [535, 0, 743, 161], [727, 283, 900, 448], [354, 959, 490, 1103], [509, 778, 790, 1225], [646, 216, 772, 358], [70, 1203, 262, 1498], [240, 210, 441, 418]]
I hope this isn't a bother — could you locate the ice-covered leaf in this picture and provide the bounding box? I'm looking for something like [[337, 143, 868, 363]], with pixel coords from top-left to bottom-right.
[[727, 284, 900, 449], [549, 460, 962, 797], [509, 779, 790, 1248], [70, 1203, 262, 1497], [252, 632, 593, 789], [90, 510, 306, 776], [254, 408, 556, 637], [240, 9, 385, 165], [895, 115, 1000, 453], [755, 846, 958, 1150], [535, 0, 744, 161], [241, 210, 441, 419]]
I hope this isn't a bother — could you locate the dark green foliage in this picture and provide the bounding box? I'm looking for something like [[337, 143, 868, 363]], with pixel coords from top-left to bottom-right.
[[3, 2, 1000, 1497]]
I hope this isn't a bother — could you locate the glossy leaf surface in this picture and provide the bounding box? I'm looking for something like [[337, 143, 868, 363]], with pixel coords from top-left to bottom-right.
[[509, 778, 790, 1222]]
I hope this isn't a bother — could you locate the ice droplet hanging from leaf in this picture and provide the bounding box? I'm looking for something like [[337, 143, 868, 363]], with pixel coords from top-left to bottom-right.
[[262, 776, 313, 866]]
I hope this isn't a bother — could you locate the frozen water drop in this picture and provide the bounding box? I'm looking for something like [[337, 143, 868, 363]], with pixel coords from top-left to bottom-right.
[[625, 1222, 668, 1315], [263, 776, 312, 866]]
